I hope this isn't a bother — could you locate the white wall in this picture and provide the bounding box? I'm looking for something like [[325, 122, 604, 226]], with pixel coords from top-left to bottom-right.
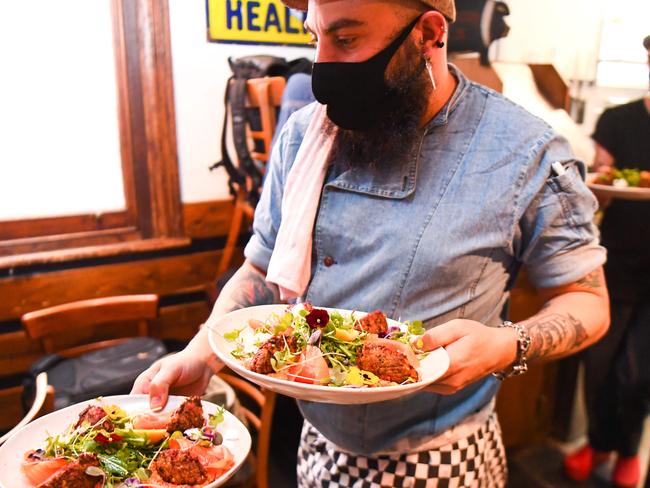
[[168, 0, 314, 202], [491, 0, 605, 81]]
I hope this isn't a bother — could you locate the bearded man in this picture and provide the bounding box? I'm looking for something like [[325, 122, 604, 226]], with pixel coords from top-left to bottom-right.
[[133, 0, 610, 485]]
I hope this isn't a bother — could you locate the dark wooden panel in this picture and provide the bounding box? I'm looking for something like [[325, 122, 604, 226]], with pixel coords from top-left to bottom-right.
[[151, 301, 211, 341], [0, 385, 25, 432], [509, 269, 545, 322], [497, 361, 559, 447], [183, 200, 237, 239], [528, 64, 570, 111], [452, 55, 503, 93], [0, 251, 223, 322], [0, 331, 44, 378]]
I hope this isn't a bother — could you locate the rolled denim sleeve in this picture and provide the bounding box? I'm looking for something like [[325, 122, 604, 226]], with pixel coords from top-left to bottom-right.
[[518, 136, 607, 289]]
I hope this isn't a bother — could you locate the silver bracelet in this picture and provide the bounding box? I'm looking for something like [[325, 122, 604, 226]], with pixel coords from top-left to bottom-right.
[[492, 321, 532, 381]]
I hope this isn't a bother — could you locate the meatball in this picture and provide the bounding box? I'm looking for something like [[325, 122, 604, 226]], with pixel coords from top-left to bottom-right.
[[74, 406, 113, 432], [166, 396, 204, 433], [248, 335, 298, 374], [354, 310, 388, 335], [151, 449, 208, 485], [39, 454, 101, 488], [357, 341, 418, 384]]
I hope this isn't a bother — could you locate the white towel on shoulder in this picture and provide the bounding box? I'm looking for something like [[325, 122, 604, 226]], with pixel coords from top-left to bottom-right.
[[266, 104, 336, 300]]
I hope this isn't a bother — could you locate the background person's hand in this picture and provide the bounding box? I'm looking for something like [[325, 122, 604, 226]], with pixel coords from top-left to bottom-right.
[[131, 350, 216, 410], [416, 319, 517, 395]]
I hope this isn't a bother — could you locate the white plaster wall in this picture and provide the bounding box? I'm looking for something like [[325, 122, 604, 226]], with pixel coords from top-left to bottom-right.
[[168, 0, 314, 202], [490, 0, 605, 81]]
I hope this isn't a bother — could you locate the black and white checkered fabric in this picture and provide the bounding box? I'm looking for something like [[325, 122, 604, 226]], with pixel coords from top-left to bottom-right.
[[297, 411, 507, 488]]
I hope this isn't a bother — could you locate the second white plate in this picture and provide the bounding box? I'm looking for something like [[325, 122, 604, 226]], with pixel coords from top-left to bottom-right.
[[0, 395, 251, 488]]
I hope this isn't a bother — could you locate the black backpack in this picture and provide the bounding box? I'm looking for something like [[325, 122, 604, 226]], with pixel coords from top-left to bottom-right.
[[210, 55, 312, 207], [449, 0, 510, 65], [22, 337, 167, 411]]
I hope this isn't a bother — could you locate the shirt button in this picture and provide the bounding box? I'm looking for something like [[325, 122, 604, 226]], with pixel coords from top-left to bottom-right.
[[323, 256, 334, 267]]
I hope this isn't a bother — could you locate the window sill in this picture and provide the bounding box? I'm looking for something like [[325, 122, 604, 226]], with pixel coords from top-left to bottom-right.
[[0, 237, 191, 271]]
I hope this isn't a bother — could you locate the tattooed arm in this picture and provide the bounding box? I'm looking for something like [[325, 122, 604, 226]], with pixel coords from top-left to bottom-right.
[[523, 266, 609, 361], [420, 267, 610, 395], [131, 260, 280, 407], [205, 259, 280, 323]]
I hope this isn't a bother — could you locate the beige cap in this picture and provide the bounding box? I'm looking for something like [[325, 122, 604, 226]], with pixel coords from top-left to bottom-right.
[[282, 0, 456, 23]]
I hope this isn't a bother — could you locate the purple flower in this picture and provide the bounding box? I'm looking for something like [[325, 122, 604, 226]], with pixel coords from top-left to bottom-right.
[[305, 308, 329, 329]]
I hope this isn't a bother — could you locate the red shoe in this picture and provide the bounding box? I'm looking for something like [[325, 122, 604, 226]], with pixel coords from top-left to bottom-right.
[[563, 444, 610, 481], [612, 454, 640, 488]]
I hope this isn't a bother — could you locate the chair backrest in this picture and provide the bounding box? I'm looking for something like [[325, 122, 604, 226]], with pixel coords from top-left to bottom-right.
[[212, 77, 286, 283], [21, 294, 159, 355], [218, 372, 277, 488], [245, 76, 286, 165]]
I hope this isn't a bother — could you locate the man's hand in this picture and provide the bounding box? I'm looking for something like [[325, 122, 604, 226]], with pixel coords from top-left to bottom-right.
[[131, 259, 280, 410], [131, 335, 222, 410], [417, 319, 518, 395], [419, 267, 609, 396]]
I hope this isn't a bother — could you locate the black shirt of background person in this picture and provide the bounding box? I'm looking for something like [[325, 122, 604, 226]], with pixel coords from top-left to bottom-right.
[[592, 99, 650, 302]]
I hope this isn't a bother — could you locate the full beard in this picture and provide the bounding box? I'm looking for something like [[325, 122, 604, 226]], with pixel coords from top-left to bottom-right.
[[324, 41, 431, 171]]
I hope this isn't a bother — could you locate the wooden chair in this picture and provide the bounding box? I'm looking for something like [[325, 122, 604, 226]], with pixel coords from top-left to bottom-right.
[[22, 294, 159, 356], [215, 76, 286, 282], [218, 372, 277, 488], [0, 294, 161, 443]]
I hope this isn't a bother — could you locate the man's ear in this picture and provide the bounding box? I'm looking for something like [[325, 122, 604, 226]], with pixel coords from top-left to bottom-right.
[[418, 10, 447, 57]]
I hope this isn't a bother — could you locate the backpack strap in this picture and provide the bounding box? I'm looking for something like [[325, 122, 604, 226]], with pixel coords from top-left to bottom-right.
[[229, 77, 263, 204], [209, 76, 246, 197]]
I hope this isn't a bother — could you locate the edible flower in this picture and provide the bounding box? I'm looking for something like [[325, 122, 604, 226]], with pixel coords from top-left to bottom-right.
[[305, 308, 329, 329], [93, 432, 123, 444]]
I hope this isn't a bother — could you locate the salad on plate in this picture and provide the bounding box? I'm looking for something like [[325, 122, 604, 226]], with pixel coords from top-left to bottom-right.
[[19, 397, 234, 488], [591, 167, 650, 188], [224, 303, 428, 388]]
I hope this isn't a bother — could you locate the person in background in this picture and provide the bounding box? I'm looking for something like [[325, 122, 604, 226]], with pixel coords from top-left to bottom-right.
[[134, 0, 610, 485], [564, 34, 650, 488]]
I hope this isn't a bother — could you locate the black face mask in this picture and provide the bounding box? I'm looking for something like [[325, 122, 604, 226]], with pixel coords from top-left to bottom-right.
[[311, 16, 421, 131]]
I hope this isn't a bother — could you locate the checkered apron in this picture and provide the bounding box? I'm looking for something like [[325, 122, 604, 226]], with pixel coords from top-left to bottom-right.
[[297, 411, 507, 488]]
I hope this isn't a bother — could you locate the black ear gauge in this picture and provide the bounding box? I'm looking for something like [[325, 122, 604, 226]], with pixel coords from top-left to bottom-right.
[[436, 40, 445, 48]]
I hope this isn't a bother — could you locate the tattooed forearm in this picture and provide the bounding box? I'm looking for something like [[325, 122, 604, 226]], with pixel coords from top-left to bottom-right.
[[524, 313, 588, 361], [217, 262, 281, 314]]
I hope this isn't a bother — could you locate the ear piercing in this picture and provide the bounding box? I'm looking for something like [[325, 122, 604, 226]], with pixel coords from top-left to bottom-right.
[[437, 25, 447, 48], [425, 59, 436, 91]]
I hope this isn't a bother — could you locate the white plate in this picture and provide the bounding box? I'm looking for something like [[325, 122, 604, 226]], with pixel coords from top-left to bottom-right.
[[208, 305, 450, 405], [587, 173, 650, 201], [0, 395, 251, 488]]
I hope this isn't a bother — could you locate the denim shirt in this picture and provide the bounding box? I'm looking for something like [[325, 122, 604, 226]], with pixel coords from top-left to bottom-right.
[[244, 66, 606, 456]]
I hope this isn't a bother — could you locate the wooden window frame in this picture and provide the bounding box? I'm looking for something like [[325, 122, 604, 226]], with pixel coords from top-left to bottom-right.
[[0, 0, 182, 258]]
